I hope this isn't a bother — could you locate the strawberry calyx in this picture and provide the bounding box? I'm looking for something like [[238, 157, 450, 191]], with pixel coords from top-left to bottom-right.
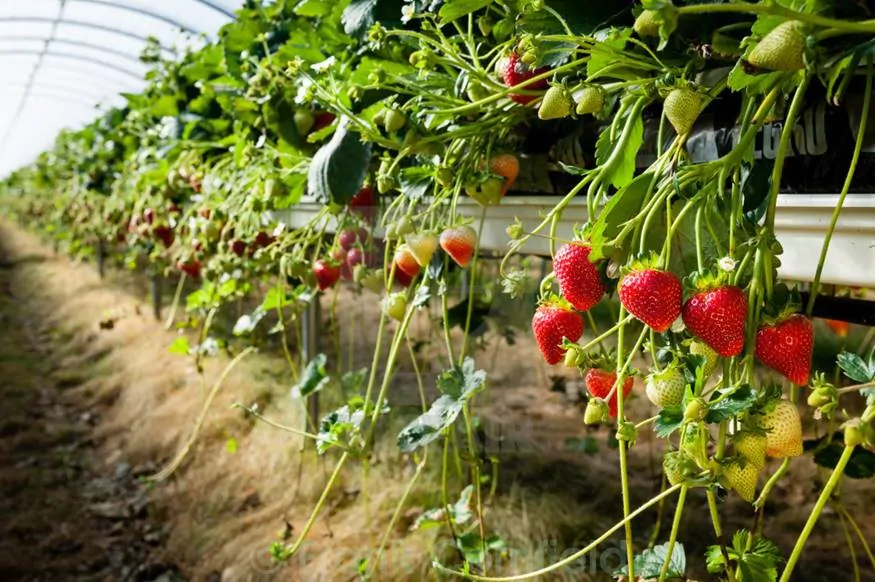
[[757, 283, 802, 326], [684, 269, 732, 294], [619, 250, 664, 276]]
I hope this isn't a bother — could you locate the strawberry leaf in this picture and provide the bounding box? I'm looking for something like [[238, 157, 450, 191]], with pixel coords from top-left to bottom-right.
[[615, 542, 685, 579], [438, 0, 491, 24], [397, 395, 463, 452], [837, 351, 875, 383], [655, 406, 684, 438], [806, 435, 875, 479], [706, 385, 757, 423], [291, 353, 330, 398], [307, 118, 372, 205], [588, 171, 654, 260]]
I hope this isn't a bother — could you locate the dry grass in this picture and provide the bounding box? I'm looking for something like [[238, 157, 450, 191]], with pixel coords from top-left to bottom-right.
[[3, 222, 873, 582]]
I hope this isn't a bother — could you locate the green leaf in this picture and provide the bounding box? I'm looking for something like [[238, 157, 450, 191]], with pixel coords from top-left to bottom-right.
[[291, 354, 330, 398], [307, 118, 372, 205], [616, 542, 685, 579], [807, 436, 875, 479], [655, 406, 684, 438], [350, 57, 416, 86], [340, 368, 368, 397], [589, 172, 653, 260], [233, 309, 265, 336], [397, 395, 463, 452], [838, 351, 875, 383], [317, 402, 366, 454], [168, 336, 191, 355], [399, 166, 432, 201], [436, 357, 487, 400], [587, 28, 632, 79], [342, 0, 404, 39], [706, 385, 757, 423], [438, 0, 491, 24]]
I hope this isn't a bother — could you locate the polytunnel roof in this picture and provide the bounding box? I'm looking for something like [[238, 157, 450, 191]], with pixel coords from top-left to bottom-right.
[[0, 0, 244, 177]]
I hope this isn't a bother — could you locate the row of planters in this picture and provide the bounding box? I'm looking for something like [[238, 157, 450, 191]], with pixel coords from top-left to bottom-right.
[[3, 0, 875, 579]]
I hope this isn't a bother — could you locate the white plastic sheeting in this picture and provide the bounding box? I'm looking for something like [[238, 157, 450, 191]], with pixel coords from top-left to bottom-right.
[[0, 0, 243, 177]]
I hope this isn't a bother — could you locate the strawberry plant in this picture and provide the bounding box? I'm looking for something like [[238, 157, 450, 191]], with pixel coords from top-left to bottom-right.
[[3, 0, 875, 580]]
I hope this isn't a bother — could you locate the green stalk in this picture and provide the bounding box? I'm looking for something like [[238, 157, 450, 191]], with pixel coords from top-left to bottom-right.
[[765, 75, 812, 233], [658, 486, 688, 582], [779, 445, 856, 582], [806, 58, 872, 316], [677, 4, 875, 33], [707, 489, 736, 582], [434, 484, 683, 581]]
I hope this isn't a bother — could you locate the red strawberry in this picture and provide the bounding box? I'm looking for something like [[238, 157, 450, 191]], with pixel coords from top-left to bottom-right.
[[143, 208, 155, 225], [153, 225, 174, 247], [439, 226, 477, 268], [229, 239, 247, 257], [532, 302, 583, 365], [754, 314, 814, 385], [312, 111, 336, 132], [393, 245, 421, 278], [346, 247, 364, 268], [585, 369, 634, 418], [619, 269, 682, 333], [553, 243, 604, 312], [682, 285, 748, 357], [313, 259, 341, 291], [489, 154, 520, 195], [177, 259, 202, 279], [349, 186, 377, 222], [499, 52, 549, 104], [332, 248, 353, 280], [389, 263, 415, 287], [253, 231, 274, 248], [338, 229, 359, 251]]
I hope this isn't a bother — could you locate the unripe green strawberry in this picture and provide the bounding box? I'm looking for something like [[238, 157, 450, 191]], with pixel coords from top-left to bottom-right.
[[733, 431, 767, 469], [575, 86, 605, 116], [584, 398, 610, 425], [405, 233, 438, 267], [538, 86, 573, 120], [663, 451, 695, 486], [664, 88, 702, 136], [756, 400, 803, 458], [684, 397, 707, 422], [294, 110, 314, 135], [634, 10, 660, 37], [645, 365, 686, 409], [747, 20, 807, 71], [384, 108, 406, 133], [690, 340, 718, 379], [723, 460, 759, 503], [384, 293, 407, 321], [843, 421, 864, 447]]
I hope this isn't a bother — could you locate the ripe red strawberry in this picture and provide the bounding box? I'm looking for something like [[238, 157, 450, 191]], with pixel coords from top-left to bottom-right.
[[153, 225, 174, 247], [331, 248, 353, 280], [313, 259, 341, 291], [499, 52, 548, 104], [253, 231, 274, 248], [346, 247, 364, 268], [532, 302, 583, 365], [349, 186, 377, 222], [393, 245, 421, 278], [143, 208, 155, 225], [338, 229, 364, 251], [754, 314, 814, 385], [553, 242, 604, 312], [406, 233, 439, 267], [585, 369, 634, 417], [682, 285, 748, 357], [440, 226, 477, 268], [177, 259, 202, 279], [312, 111, 336, 132], [389, 263, 415, 287], [229, 239, 247, 257], [619, 268, 682, 332]]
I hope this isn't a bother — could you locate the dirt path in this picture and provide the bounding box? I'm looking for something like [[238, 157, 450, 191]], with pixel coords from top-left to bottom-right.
[[0, 243, 182, 581]]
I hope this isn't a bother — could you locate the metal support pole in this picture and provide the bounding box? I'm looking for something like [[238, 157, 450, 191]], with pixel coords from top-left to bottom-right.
[[151, 273, 162, 321], [301, 295, 321, 429], [96, 239, 105, 279]]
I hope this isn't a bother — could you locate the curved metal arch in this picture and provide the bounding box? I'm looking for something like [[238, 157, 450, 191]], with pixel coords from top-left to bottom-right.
[[70, 0, 198, 35], [0, 49, 144, 80], [194, 0, 236, 19], [2, 81, 118, 105], [0, 36, 144, 65], [0, 17, 176, 54], [26, 90, 102, 110], [39, 63, 141, 91]]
